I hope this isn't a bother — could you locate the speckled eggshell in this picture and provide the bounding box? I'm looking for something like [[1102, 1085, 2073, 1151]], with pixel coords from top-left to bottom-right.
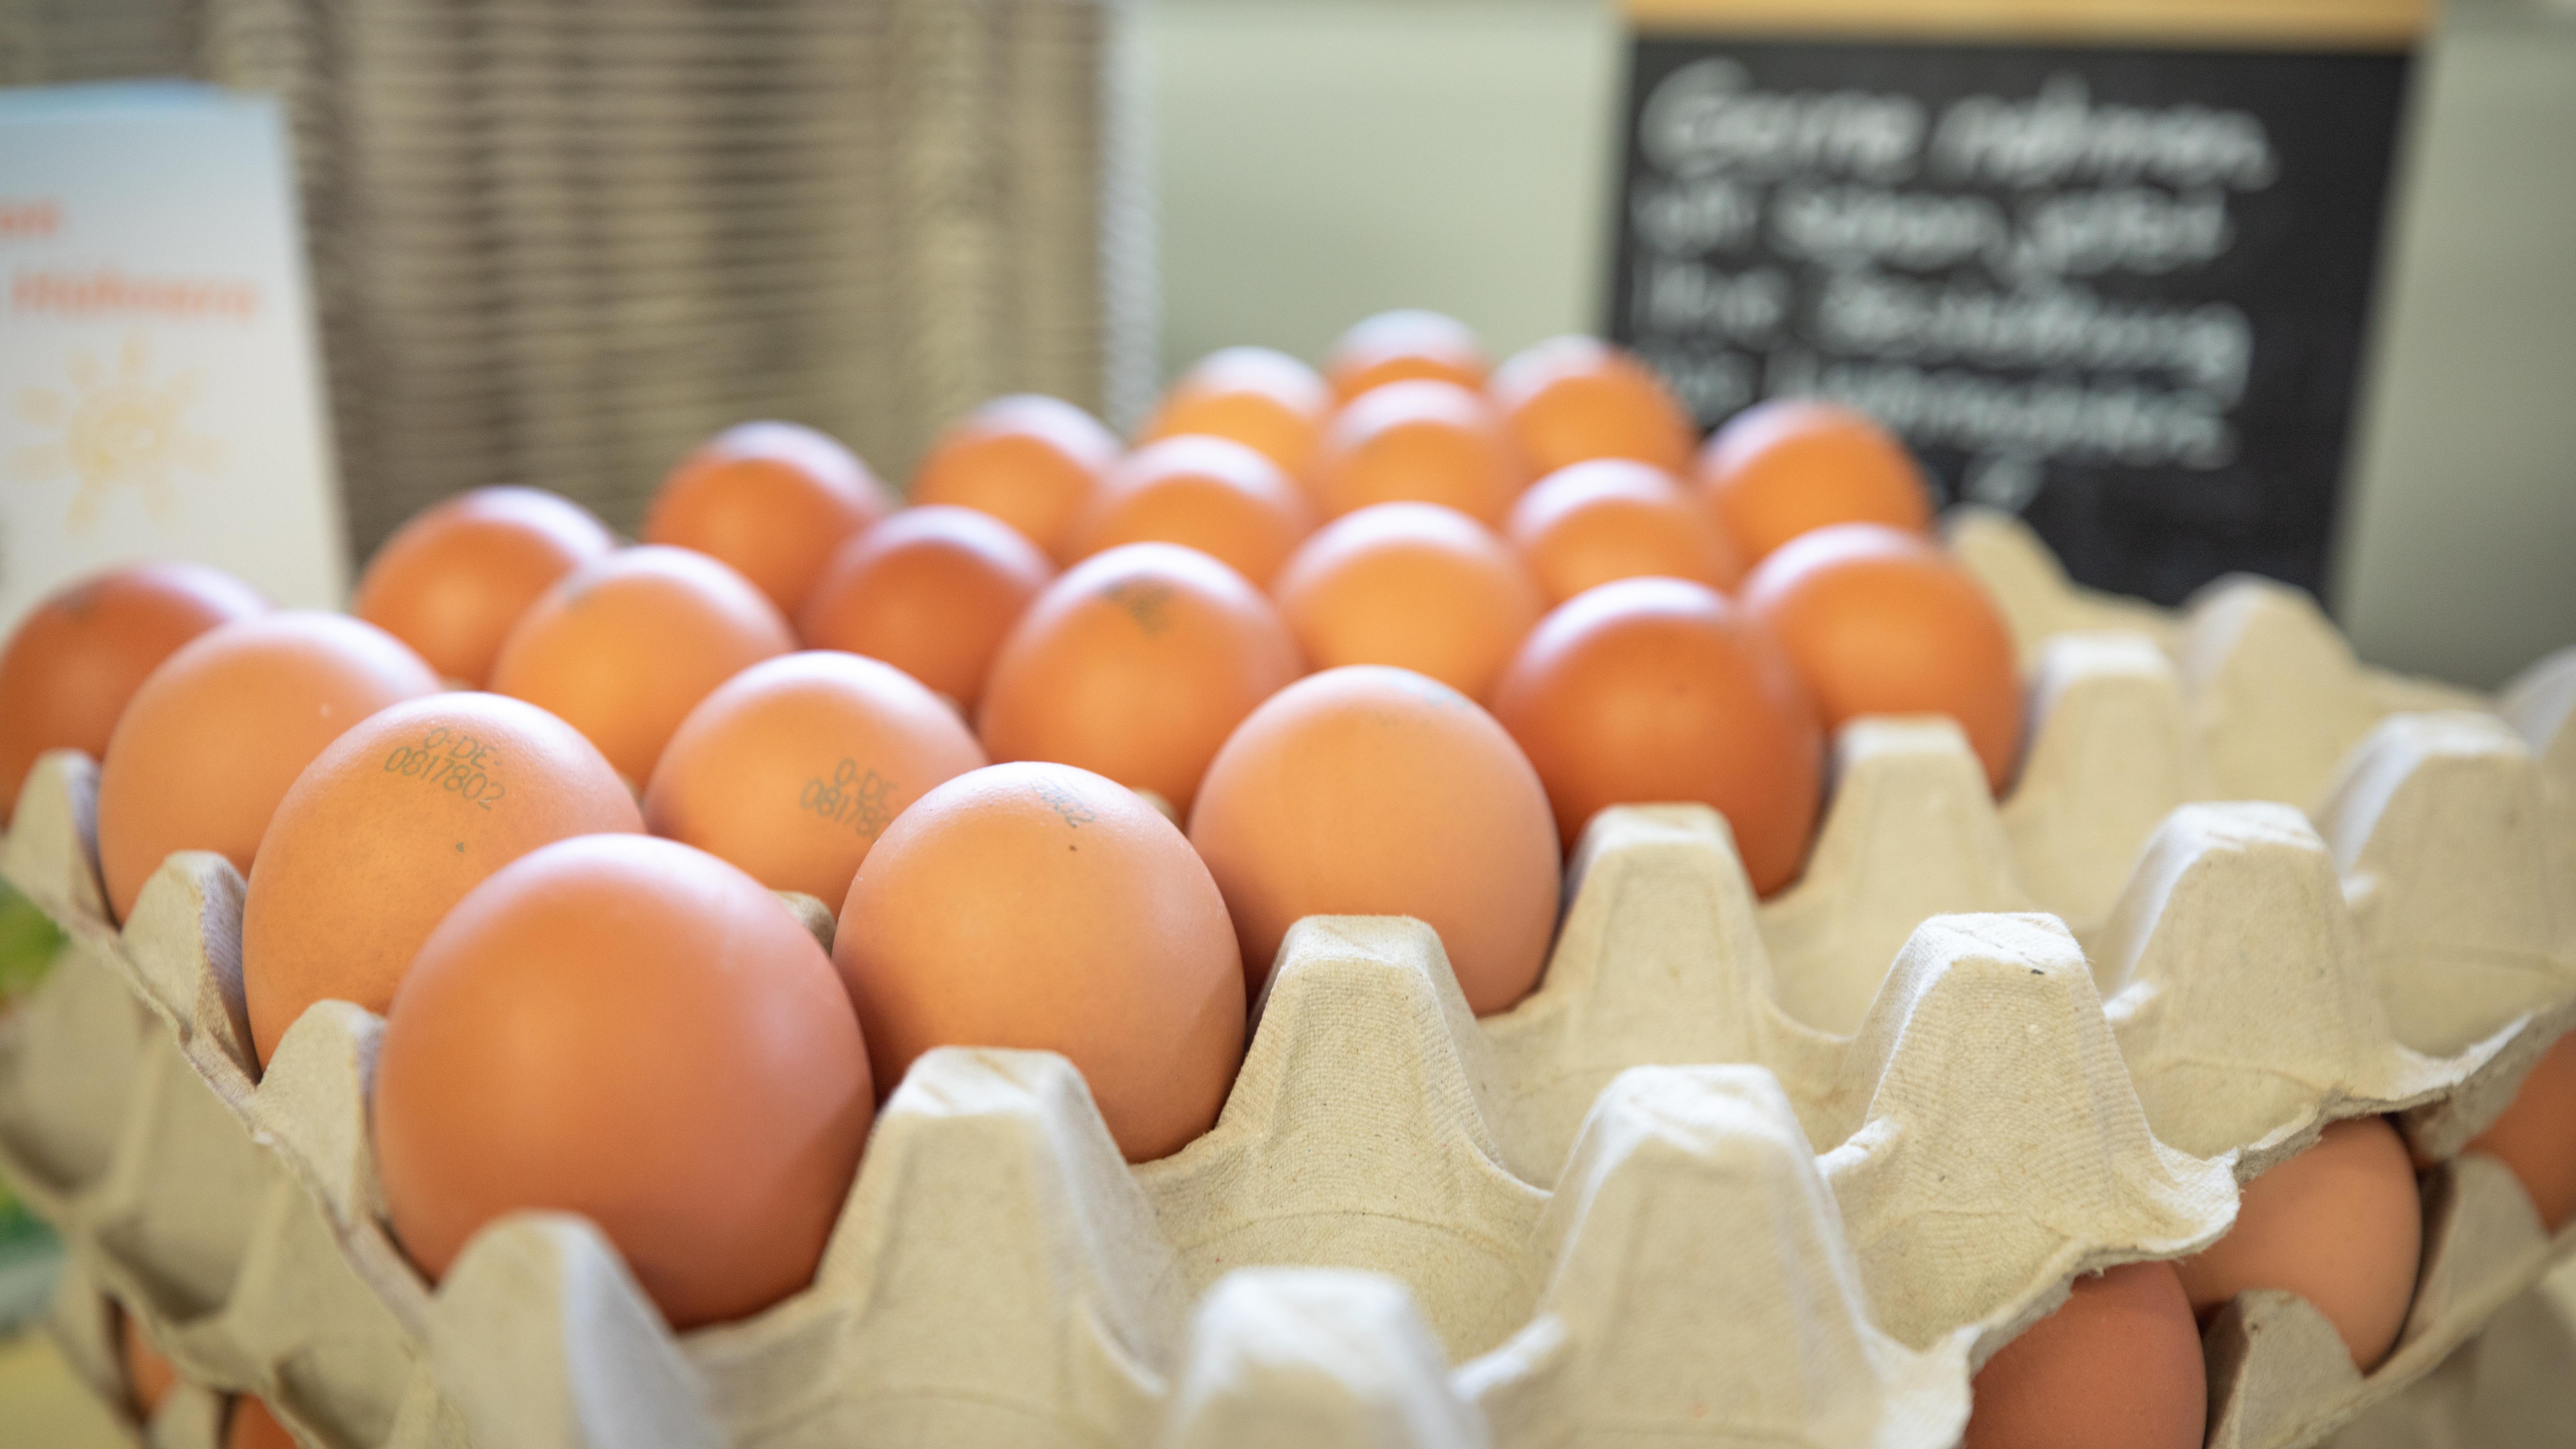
[[94, 612, 440, 923], [910, 395, 1122, 565], [1488, 336, 1696, 478], [2174, 1116, 2422, 1370], [1964, 1262, 2206, 1449], [2468, 1030, 2576, 1232], [1327, 309, 1487, 402], [488, 546, 796, 787], [374, 834, 874, 1330], [225, 1397, 297, 1449], [1309, 379, 1525, 527], [118, 1304, 177, 1421], [0, 561, 266, 827], [1188, 665, 1561, 1013], [1490, 577, 1824, 896], [1506, 458, 1741, 605], [797, 504, 1053, 712], [1073, 435, 1315, 588], [645, 651, 987, 904], [835, 762, 1245, 1162], [644, 421, 894, 616], [1138, 347, 1332, 482], [353, 487, 616, 687], [1741, 523, 2025, 793], [1270, 501, 1544, 704], [241, 692, 642, 1066], [977, 542, 1301, 817], [1695, 399, 1930, 567]]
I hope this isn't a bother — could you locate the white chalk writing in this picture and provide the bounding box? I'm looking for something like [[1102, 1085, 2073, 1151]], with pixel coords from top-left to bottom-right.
[[1630, 60, 2282, 488]]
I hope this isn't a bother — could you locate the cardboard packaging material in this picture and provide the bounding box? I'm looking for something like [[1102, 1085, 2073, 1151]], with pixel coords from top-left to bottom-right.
[[2, 518, 2571, 1448], [2328, 1258, 2576, 1449], [1948, 507, 2571, 934]]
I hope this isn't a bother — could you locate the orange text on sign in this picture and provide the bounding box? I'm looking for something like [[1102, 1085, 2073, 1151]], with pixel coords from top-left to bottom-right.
[[10, 267, 259, 322], [0, 198, 62, 239]]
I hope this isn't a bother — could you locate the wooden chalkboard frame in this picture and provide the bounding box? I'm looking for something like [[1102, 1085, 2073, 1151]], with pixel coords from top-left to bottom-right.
[[1621, 0, 2429, 50]]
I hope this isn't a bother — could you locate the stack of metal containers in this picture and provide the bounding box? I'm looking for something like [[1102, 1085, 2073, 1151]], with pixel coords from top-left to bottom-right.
[[2, 0, 1150, 559]]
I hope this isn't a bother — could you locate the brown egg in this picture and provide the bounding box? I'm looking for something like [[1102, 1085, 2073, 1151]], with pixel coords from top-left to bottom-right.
[[1506, 459, 1742, 605], [1489, 336, 1696, 478], [1140, 347, 1332, 481], [1272, 502, 1544, 704], [1327, 309, 1487, 402], [353, 487, 617, 687], [2175, 1116, 2421, 1370], [645, 651, 986, 904], [1741, 523, 2024, 793], [910, 395, 1122, 564], [1697, 400, 1931, 566], [489, 546, 795, 786], [118, 1304, 176, 1421], [225, 1397, 296, 1449], [797, 504, 1052, 712], [375, 834, 873, 1329], [1308, 380, 1523, 527], [1964, 1262, 2206, 1449], [1074, 435, 1315, 587], [95, 613, 439, 922], [1490, 578, 1823, 895], [978, 543, 1300, 816], [0, 562, 265, 826], [644, 421, 894, 616], [835, 762, 1244, 1161], [241, 693, 642, 1066], [1188, 666, 1560, 1012], [2468, 1030, 2576, 1232]]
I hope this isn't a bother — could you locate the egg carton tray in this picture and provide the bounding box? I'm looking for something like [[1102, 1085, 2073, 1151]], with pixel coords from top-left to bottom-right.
[[2, 623, 2572, 1449], [2, 520, 2572, 1448], [2326, 1257, 2576, 1449], [1950, 508, 2517, 818]]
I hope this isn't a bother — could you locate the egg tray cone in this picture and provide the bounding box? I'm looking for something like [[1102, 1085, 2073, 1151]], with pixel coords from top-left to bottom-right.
[[2, 581, 2573, 1449], [1949, 507, 2510, 807]]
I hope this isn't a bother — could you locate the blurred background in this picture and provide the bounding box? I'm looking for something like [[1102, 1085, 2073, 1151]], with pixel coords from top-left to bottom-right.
[[1145, 0, 2576, 691], [2, 0, 2574, 1438], [3, 0, 2570, 686]]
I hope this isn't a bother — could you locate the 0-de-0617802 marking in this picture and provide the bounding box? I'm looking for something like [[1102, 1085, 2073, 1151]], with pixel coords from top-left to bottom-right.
[[381, 725, 508, 811], [800, 758, 896, 839]]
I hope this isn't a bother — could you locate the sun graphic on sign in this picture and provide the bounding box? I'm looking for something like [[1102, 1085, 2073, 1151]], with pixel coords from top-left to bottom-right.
[[10, 332, 223, 528]]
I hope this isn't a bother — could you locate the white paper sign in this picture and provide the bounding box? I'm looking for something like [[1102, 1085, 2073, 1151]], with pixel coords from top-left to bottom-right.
[[0, 82, 345, 637]]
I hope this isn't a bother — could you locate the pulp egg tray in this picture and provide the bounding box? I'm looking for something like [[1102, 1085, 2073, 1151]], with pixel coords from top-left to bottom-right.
[[0, 546, 2570, 1449], [1950, 507, 2509, 823], [2330, 1258, 2576, 1449]]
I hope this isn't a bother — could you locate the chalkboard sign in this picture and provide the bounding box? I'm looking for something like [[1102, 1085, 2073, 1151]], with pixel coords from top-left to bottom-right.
[[1608, 18, 2415, 605]]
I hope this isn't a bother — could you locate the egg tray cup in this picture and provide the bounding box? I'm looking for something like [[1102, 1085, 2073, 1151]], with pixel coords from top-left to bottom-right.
[[2326, 1257, 2576, 1449], [1, 518, 2571, 1448], [1948, 506, 2515, 810]]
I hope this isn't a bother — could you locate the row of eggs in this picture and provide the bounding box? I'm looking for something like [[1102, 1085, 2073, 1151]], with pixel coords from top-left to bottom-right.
[[1, 313, 2466, 1449]]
